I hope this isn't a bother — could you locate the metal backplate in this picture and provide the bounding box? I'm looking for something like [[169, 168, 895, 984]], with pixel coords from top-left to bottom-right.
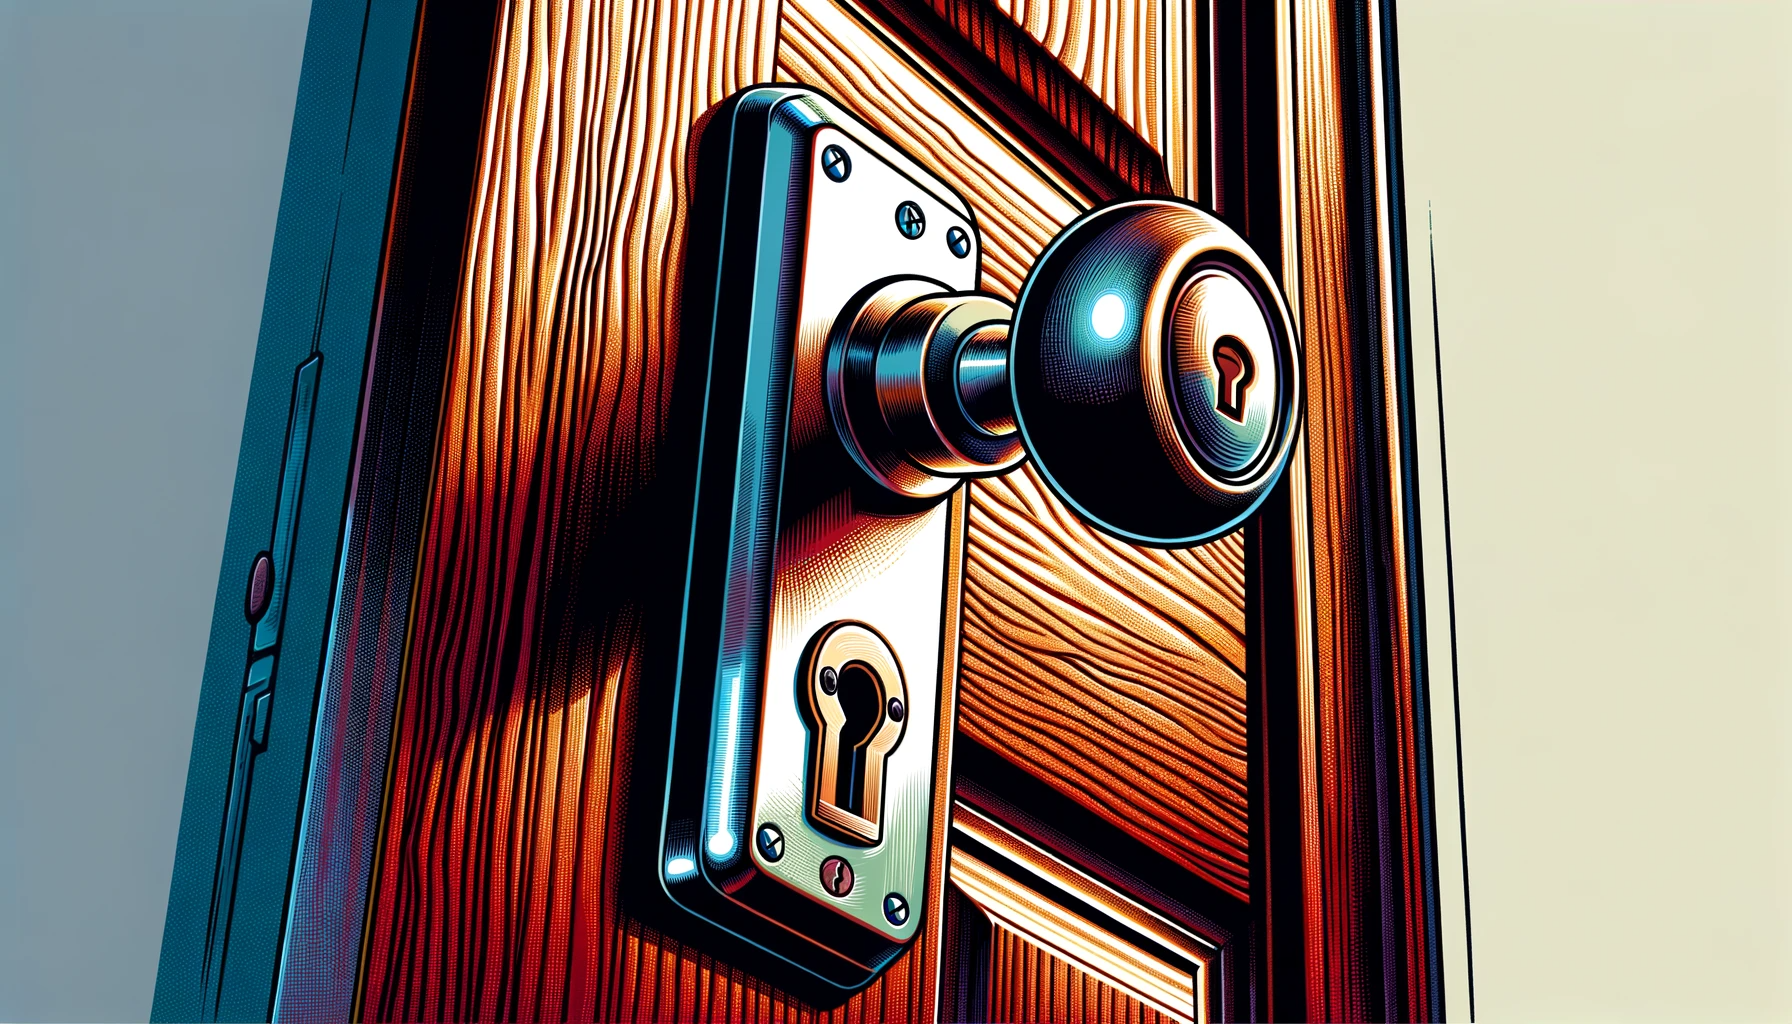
[[654, 86, 978, 991]]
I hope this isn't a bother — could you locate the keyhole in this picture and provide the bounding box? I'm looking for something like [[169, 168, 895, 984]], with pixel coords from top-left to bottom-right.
[[801, 622, 908, 846], [1212, 336, 1255, 422], [831, 663, 883, 817]]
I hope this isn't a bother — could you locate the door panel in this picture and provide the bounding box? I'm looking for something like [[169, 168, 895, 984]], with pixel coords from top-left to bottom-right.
[[359, 0, 1241, 1018], [949, 802, 1216, 1024], [975, 896, 1193, 1024], [148, 0, 1450, 1016]]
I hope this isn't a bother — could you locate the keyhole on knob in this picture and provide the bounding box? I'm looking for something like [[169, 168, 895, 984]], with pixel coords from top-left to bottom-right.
[[832, 664, 882, 817], [1212, 336, 1255, 422]]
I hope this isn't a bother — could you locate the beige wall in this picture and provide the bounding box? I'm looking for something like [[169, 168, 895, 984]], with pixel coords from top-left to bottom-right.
[[1396, 1, 1791, 1019]]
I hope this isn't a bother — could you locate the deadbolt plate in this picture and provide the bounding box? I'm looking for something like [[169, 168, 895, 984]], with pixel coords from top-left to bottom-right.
[[655, 86, 977, 991]]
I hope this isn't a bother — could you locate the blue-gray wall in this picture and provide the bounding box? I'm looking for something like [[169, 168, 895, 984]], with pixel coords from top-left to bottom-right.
[[0, 3, 312, 1020]]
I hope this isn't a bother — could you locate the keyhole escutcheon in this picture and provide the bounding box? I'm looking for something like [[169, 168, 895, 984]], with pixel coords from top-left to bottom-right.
[[1212, 335, 1255, 422], [800, 622, 908, 846]]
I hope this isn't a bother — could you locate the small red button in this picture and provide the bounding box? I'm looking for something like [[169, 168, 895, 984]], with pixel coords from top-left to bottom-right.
[[246, 552, 273, 622]]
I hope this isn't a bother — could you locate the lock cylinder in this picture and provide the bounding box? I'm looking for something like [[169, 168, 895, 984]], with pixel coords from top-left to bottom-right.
[[826, 198, 1302, 546]]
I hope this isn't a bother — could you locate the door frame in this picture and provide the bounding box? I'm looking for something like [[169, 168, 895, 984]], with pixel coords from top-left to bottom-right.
[[1248, 1, 1461, 1020]]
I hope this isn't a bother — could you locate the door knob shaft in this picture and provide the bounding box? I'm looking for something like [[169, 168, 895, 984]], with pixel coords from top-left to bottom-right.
[[829, 198, 1301, 546]]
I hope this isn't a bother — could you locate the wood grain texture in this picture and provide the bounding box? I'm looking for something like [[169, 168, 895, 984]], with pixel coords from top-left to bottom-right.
[[952, 802, 1220, 980], [1362, 5, 1436, 1017], [779, 0, 1251, 909], [987, 0, 1199, 198], [990, 0, 1158, 144], [778, 0, 1076, 295], [359, 0, 1261, 1016], [356, 0, 961, 1017], [987, 923, 1183, 1024], [346, 0, 940, 1019], [960, 471, 1249, 901], [974, 0, 1197, 199], [1281, 0, 1436, 1018], [859, 0, 1172, 198], [951, 849, 1199, 1022], [1288, 5, 1374, 1011], [602, 918, 938, 1023]]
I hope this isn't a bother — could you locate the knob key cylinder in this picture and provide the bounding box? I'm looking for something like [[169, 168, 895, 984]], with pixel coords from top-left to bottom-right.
[[1010, 200, 1301, 545]]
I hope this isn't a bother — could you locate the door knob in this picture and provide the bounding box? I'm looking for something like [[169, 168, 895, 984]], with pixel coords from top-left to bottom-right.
[[828, 198, 1302, 546]]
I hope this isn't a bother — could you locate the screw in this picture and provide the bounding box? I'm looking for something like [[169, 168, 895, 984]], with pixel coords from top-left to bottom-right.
[[895, 201, 926, 239], [946, 226, 970, 258], [756, 823, 784, 862], [820, 856, 855, 898], [886, 696, 905, 723], [820, 666, 838, 695], [883, 892, 909, 925], [821, 144, 851, 182]]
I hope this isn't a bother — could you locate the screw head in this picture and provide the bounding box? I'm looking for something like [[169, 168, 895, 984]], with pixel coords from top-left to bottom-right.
[[883, 892, 909, 926], [946, 225, 970, 258], [886, 696, 905, 723], [819, 665, 838, 695], [895, 201, 926, 239], [821, 144, 851, 182], [820, 856, 855, 898], [756, 823, 784, 862]]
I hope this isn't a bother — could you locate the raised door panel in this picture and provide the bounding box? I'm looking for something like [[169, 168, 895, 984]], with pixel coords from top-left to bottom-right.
[[945, 802, 1222, 1023], [984, 923, 1187, 1024]]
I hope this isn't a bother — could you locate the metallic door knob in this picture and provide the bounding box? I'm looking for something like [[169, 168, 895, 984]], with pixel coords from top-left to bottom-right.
[[828, 198, 1301, 546]]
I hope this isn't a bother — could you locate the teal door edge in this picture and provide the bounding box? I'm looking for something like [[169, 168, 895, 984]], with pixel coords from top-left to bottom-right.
[[151, 3, 420, 1020]]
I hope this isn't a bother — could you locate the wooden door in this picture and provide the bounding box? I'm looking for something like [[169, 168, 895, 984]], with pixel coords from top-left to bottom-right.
[[239, 0, 1442, 1021]]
